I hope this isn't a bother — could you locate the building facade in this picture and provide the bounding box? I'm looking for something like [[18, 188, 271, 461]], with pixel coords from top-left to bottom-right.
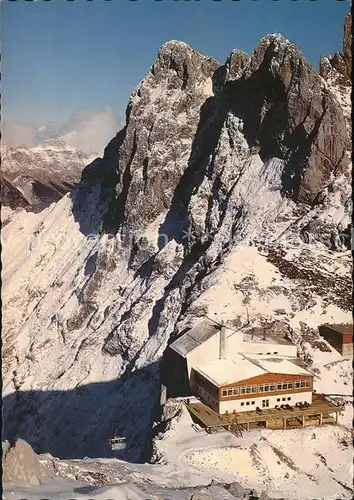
[[193, 357, 313, 414], [318, 324, 353, 356]]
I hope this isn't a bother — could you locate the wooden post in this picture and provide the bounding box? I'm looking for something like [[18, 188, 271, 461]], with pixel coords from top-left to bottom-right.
[[265, 419, 268, 429], [335, 412, 339, 424], [319, 413, 323, 426], [246, 422, 250, 431], [302, 414, 305, 427], [283, 417, 286, 430]]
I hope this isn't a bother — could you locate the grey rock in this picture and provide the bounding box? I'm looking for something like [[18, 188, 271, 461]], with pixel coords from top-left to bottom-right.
[[343, 12, 352, 78], [226, 482, 250, 497], [2, 439, 52, 485], [189, 492, 212, 500], [225, 50, 250, 82], [319, 56, 332, 80]]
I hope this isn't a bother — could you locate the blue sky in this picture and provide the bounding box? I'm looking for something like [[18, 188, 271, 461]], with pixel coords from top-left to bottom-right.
[[2, 0, 350, 149]]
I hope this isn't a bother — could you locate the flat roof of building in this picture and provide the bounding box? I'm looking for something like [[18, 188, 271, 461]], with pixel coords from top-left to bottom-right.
[[170, 319, 294, 358], [170, 319, 219, 357], [195, 356, 266, 387], [246, 356, 313, 376], [195, 354, 313, 387], [242, 332, 292, 346]]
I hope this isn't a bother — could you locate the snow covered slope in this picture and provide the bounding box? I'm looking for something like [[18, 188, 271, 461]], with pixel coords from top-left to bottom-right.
[[2, 27, 352, 500]]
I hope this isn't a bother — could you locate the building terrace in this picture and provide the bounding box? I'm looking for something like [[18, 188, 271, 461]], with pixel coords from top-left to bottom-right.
[[185, 393, 344, 434]]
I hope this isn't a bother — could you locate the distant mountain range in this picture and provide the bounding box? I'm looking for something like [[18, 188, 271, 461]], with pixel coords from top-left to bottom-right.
[[1, 139, 98, 213]]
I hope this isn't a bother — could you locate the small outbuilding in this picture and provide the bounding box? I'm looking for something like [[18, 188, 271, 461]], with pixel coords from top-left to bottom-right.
[[318, 324, 353, 356]]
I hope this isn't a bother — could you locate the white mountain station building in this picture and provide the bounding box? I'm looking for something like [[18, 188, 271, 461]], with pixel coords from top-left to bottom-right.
[[169, 319, 314, 414]]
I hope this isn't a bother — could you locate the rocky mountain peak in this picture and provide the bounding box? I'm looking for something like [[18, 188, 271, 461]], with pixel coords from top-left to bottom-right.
[[1, 140, 96, 213], [247, 33, 310, 84], [223, 33, 348, 205], [320, 11, 351, 84], [151, 39, 220, 90], [96, 42, 222, 247], [101, 29, 349, 254], [225, 49, 250, 82]]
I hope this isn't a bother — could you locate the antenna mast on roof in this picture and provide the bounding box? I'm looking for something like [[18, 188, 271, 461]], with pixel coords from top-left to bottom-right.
[[219, 320, 227, 359], [206, 308, 250, 337]]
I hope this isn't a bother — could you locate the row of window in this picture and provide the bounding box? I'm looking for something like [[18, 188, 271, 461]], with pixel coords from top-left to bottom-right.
[[241, 400, 256, 407], [238, 397, 312, 409], [222, 384, 258, 397], [240, 397, 293, 408], [221, 379, 311, 397]]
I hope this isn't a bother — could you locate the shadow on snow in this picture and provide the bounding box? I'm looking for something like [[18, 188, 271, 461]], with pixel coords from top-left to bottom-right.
[[2, 361, 161, 463]]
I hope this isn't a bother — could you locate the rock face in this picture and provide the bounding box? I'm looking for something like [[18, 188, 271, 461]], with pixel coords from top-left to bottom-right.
[[2, 30, 351, 463], [105, 40, 220, 240], [107, 35, 348, 237], [2, 439, 52, 485], [343, 12, 352, 78], [1, 140, 96, 212], [224, 35, 348, 205]]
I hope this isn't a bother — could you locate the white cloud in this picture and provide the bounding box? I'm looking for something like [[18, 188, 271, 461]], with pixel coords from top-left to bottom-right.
[[2, 107, 122, 154], [2, 121, 38, 148], [59, 107, 120, 154]]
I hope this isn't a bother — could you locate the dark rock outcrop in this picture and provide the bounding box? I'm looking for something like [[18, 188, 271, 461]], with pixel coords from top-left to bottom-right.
[[343, 12, 352, 78], [225, 50, 250, 82], [0, 173, 31, 210]]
